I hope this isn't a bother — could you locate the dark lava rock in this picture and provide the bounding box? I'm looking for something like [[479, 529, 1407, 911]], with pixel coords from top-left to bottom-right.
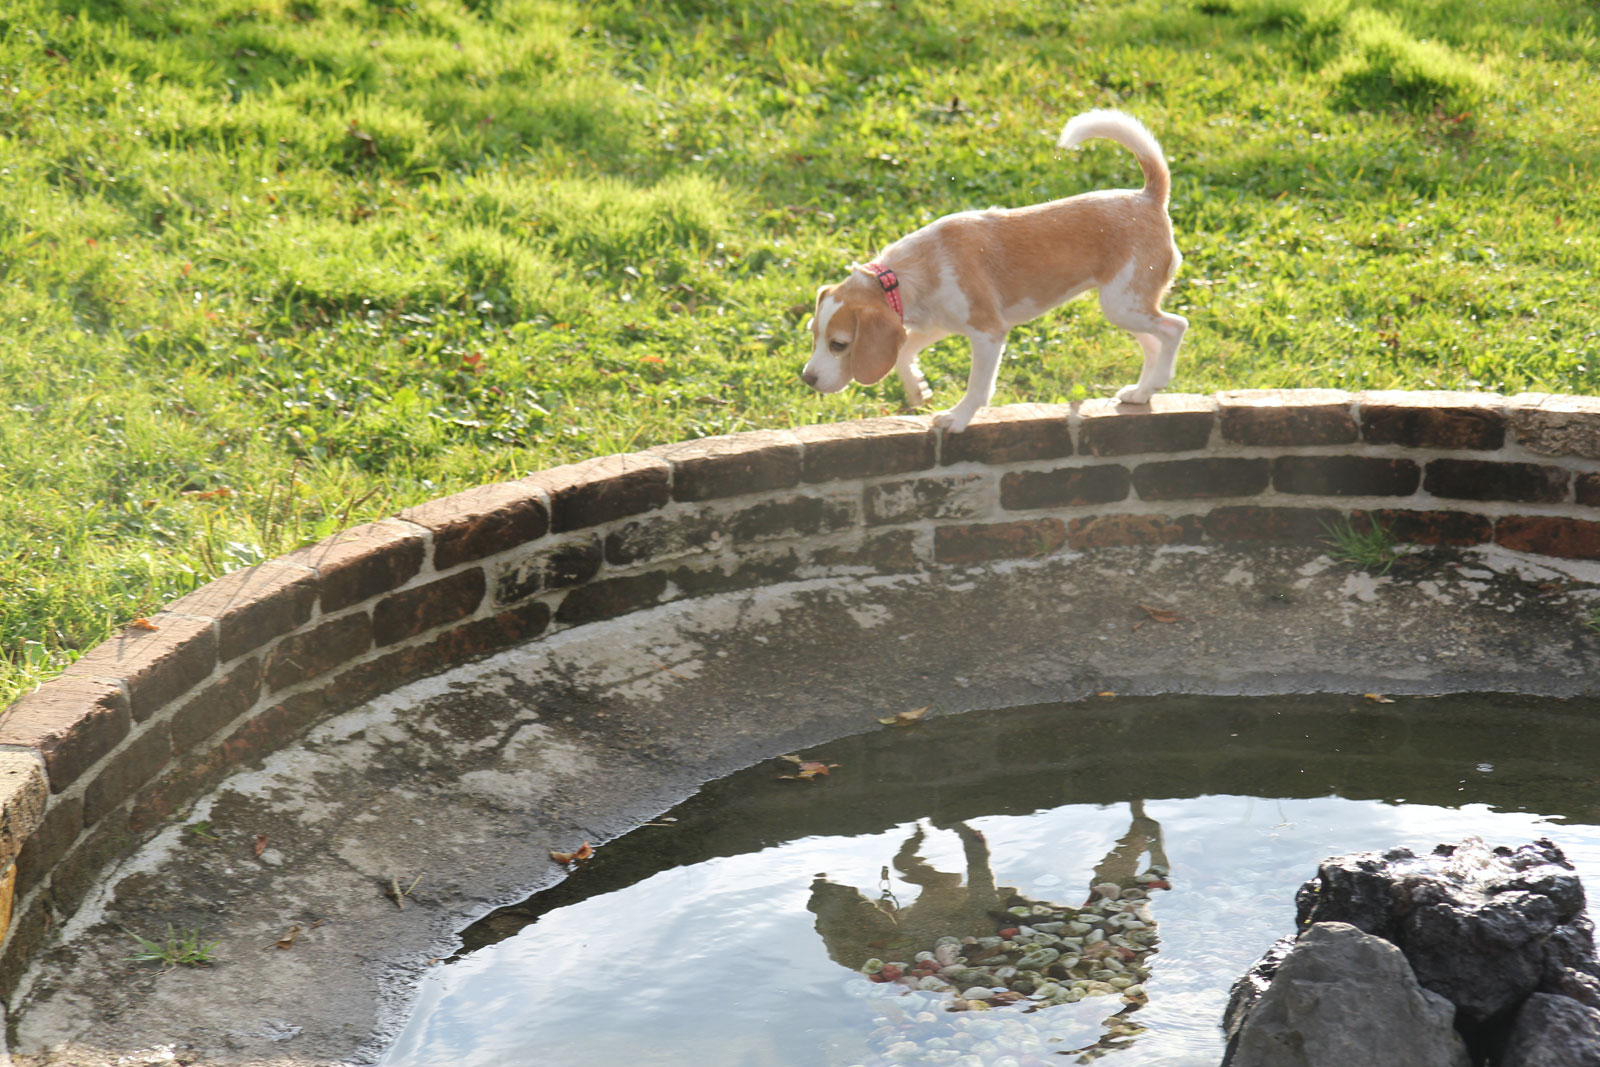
[[1228, 838, 1600, 1067], [1499, 993, 1600, 1067], [1295, 837, 1588, 1034], [1224, 922, 1469, 1067]]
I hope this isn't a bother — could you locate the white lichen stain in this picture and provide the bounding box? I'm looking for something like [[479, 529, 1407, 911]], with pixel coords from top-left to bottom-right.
[[1339, 572, 1384, 604]]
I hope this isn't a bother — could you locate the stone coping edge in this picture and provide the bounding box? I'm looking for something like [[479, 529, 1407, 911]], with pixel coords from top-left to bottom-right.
[[5, 389, 1600, 999]]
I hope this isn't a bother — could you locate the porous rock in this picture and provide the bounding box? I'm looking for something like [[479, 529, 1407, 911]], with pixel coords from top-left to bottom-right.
[[1224, 921, 1469, 1067], [1294, 837, 1590, 1033], [1499, 993, 1600, 1067]]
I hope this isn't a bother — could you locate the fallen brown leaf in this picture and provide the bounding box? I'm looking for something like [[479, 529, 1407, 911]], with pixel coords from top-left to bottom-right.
[[778, 760, 839, 781], [274, 925, 301, 950], [549, 842, 595, 866], [128, 617, 160, 631], [877, 705, 930, 726], [1363, 693, 1396, 704], [252, 834, 269, 858], [1138, 603, 1183, 624]]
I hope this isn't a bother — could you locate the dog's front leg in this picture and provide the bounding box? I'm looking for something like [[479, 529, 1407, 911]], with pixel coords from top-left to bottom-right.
[[931, 331, 1005, 434], [895, 330, 945, 410]]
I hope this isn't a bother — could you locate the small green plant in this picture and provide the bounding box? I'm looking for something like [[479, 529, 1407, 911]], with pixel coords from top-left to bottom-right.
[[1322, 517, 1401, 575], [183, 820, 219, 842], [126, 925, 220, 969], [1584, 607, 1600, 637]]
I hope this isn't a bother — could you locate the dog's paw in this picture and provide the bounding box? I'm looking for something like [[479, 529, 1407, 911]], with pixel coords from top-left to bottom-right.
[[931, 407, 975, 434], [1115, 385, 1154, 405]]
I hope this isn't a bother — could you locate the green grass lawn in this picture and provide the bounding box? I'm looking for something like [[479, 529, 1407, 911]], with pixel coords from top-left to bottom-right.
[[2, 0, 1597, 703]]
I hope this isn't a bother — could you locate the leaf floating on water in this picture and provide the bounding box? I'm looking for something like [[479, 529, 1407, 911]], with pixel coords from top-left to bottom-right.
[[778, 760, 839, 782], [274, 925, 301, 950], [877, 705, 931, 726], [1096, 691, 1117, 698], [549, 842, 594, 866], [1364, 693, 1396, 704]]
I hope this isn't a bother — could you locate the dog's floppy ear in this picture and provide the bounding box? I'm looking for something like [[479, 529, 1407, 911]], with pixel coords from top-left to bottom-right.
[[850, 305, 906, 385]]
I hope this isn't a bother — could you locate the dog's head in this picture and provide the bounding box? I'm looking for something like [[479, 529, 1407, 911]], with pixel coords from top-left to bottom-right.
[[801, 277, 906, 394]]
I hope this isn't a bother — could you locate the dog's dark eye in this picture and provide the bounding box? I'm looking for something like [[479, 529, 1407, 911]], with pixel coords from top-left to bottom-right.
[[828, 339, 848, 353]]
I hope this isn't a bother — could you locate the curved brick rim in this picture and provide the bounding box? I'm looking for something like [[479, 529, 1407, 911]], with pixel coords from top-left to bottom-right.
[[5, 389, 1600, 997]]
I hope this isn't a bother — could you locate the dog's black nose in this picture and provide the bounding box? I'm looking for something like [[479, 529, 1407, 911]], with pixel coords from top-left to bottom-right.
[[801, 368, 819, 388]]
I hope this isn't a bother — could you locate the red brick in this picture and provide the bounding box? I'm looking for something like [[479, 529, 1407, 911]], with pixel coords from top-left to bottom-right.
[[168, 658, 264, 753], [223, 692, 329, 768], [1354, 510, 1493, 547], [811, 530, 924, 571], [669, 552, 802, 598], [1508, 394, 1600, 459], [865, 474, 986, 525], [372, 569, 486, 646], [732, 495, 856, 540], [940, 404, 1074, 466], [15, 793, 82, 896], [795, 418, 937, 483], [494, 537, 604, 606], [555, 572, 669, 625], [1132, 458, 1270, 501], [165, 563, 318, 663], [1204, 507, 1343, 543], [1078, 395, 1215, 457], [1068, 514, 1205, 549], [0, 898, 50, 1001], [0, 677, 130, 792], [605, 508, 720, 566], [128, 746, 233, 834], [82, 723, 171, 828], [44, 807, 133, 916], [1273, 456, 1421, 497], [263, 612, 372, 692], [1358, 391, 1506, 450], [651, 431, 803, 501], [63, 616, 216, 724], [328, 601, 552, 709], [1000, 465, 1130, 510], [1423, 459, 1569, 503], [129, 689, 332, 834], [284, 521, 426, 613], [399, 482, 549, 570], [0, 754, 48, 873], [1218, 390, 1357, 446], [1495, 516, 1600, 560], [527, 453, 671, 533], [934, 519, 1067, 564]]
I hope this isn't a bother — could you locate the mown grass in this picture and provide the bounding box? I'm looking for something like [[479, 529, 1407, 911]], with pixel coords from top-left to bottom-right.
[[2, 0, 1597, 703]]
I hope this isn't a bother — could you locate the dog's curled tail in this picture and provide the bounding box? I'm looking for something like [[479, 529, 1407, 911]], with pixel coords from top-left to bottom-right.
[[1057, 109, 1170, 204]]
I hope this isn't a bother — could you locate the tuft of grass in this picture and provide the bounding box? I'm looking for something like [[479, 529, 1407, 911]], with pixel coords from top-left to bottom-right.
[[1322, 517, 1402, 575], [126, 925, 221, 968], [1584, 607, 1600, 637], [1326, 9, 1494, 111]]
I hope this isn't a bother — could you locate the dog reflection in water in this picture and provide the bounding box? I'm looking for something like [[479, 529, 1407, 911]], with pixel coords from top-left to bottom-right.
[[807, 802, 1170, 1064]]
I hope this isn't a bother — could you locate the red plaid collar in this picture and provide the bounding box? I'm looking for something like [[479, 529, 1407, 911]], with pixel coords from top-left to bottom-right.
[[856, 261, 904, 322]]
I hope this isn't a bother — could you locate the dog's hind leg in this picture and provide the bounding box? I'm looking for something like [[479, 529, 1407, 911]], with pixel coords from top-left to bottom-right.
[[1100, 285, 1187, 406]]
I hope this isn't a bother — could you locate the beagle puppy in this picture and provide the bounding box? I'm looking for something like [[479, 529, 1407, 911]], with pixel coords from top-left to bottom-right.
[[801, 109, 1187, 433]]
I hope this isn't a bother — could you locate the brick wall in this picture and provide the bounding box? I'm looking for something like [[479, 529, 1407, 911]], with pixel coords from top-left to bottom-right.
[[3, 389, 1600, 993]]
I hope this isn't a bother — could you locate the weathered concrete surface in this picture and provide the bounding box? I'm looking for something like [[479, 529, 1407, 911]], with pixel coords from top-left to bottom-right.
[[9, 544, 1600, 1066]]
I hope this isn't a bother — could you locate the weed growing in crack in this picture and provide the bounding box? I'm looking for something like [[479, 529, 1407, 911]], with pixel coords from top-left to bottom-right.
[[126, 926, 220, 969], [1322, 517, 1400, 576]]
